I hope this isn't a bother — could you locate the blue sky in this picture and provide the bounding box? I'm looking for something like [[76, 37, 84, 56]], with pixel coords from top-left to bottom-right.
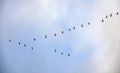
[[0, 0, 120, 73]]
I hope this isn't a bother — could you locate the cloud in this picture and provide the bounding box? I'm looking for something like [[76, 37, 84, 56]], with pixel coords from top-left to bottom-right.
[[1, 0, 120, 73]]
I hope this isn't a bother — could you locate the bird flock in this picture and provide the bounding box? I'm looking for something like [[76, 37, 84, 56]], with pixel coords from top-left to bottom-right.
[[8, 11, 119, 57]]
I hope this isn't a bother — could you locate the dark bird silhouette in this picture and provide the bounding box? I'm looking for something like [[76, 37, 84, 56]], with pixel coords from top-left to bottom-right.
[[18, 42, 20, 45]]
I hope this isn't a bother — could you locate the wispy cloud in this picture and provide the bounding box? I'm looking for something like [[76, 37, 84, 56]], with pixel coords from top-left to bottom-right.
[[1, 0, 120, 73]]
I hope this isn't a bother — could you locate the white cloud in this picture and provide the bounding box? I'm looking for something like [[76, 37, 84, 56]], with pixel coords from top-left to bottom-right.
[[1, 0, 120, 73]]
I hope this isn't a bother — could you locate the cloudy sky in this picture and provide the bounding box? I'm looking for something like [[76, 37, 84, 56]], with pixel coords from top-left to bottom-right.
[[0, 0, 120, 73]]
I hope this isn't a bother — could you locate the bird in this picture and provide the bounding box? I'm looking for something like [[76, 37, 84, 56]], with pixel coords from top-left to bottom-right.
[[61, 52, 63, 55], [24, 44, 26, 47], [45, 35, 47, 38], [73, 27, 75, 30], [81, 24, 83, 27], [61, 31, 64, 34], [54, 34, 57, 36], [110, 13, 112, 17], [31, 47, 33, 50], [33, 38, 36, 41], [68, 28, 71, 31], [106, 15, 108, 18], [88, 22, 90, 25], [18, 42, 20, 45], [102, 19, 104, 23], [68, 53, 70, 56], [116, 12, 119, 15], [9, 39, 11, 42], [54, 49, 56, 52]]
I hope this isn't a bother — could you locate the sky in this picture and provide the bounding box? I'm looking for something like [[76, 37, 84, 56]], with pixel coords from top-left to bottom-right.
[[0, 0, 120, 73]]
